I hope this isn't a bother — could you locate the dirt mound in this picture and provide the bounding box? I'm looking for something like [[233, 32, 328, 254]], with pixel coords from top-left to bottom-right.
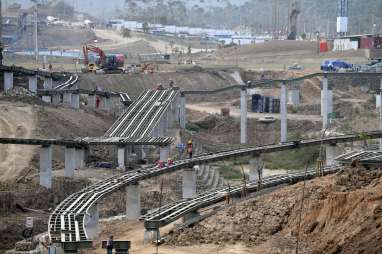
[[167, 167, 382, 253]]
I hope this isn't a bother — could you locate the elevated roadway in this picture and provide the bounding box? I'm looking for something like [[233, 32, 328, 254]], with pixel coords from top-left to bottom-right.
[[48, 130, 382, 245], [142, 165, 341, 230]]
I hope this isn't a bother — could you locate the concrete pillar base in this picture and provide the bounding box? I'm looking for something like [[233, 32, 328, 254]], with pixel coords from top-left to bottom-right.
[[126, 183, 141, 220], [85, 204, 99, 240], [117, 146, 126, 169], [4, 72, 13, 92], [182, 167, 197, 199], [28, 76, 37, 93], [240, 88, 247, 144], [180, 96, 186, 128], [39, 145, 52, 189], [52, 94, 61, 104], [64, 147, 76, 178], [43, 77, 53, 89], [159, 146, 170, 161], [88, 95, 96, 108], [42, 96, 51, 103], [71, 94, 80, 109], [249, 157, 263, 182], [63, 93, 72, 105], [280, 82, 287, 142], [326, 144, 340, 166]]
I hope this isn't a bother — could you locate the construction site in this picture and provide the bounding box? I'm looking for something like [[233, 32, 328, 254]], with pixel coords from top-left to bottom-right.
[[1, 0, 382, 253]]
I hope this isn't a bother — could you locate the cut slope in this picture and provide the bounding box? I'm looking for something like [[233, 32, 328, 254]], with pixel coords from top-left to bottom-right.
[[167, 167, 382, 253]]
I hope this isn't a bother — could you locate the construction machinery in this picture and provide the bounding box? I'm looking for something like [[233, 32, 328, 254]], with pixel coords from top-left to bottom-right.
[[82, 44, 125, 73]]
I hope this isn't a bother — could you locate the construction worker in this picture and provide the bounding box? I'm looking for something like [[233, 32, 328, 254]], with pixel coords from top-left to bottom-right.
[[106, 236, 113, 254], [187, 139, 193, 159]]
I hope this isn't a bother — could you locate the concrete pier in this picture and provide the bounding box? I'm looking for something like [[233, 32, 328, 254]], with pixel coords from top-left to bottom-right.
[[85, 204, 99, 239], [159, 146, 170, 161], [52, 94, 60, 104], [240, 88, 247, 144], [39, 145, 52, 189], [182, 167, 197, 199], [322, 77, 329, 129], [28, 76, 37, 93], [71, 94, 80, 109], [288, 88, 300, 105], [63, 93, 72, 105], [380, 79, 382, 151], [249, 157, 263, 182], [43, 77, 53, 89], [280, 82, 288, 142], [75, 148, 85, 169], [88, 95, 96, 108], [180, 95, 186, 128], [42, 96, 51, 103], [64, 147, 76, 177], [4, 72, 13, 92], [126, 183, 141, 220], [117, 146, 126, 169], [326, 144, 340, 166]]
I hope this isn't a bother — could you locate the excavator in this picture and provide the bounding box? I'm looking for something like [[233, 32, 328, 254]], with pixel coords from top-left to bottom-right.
[[82, 44, 125, 73]]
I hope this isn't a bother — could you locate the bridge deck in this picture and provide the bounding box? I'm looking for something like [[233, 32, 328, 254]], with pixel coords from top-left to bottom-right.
[[48, 131, 382, 244]]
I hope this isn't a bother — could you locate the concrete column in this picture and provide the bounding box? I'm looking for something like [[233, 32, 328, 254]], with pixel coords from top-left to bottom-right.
[[43, 77, 53, 89], [321, 90, 333, 116], [280, 82, 288, 142], [117, 146, 126, 169], [288, 88, 300, 105], [64, 147, 76, 178], [249, 157, 263, 182], [180, 95, 186, 128], [39, 145, 52, 189], [63, 93, 72, 105], [4, 72, 13, 92], [71, 94, 80, 109], [52, 94, 60, 104], [42, 96, 51, 103], [158, 113, 168, 137], [159, 146, 170, 161], [240, 88, 247, 144], [85, 204, 99, 240], [380, 79, 382, 151], [126, 183, 141, 220], [322, 77, 329, 129], [28, 76, 38, 93], [326, 144, 339, 166], [182, 167, 197, 199], [88, 95, 96, 108], [75, 148, 85, 169]]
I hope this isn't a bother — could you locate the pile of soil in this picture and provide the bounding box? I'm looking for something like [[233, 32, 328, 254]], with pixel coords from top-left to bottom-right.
[[167, 167, 382, 253], [0, 177, 91, 252]]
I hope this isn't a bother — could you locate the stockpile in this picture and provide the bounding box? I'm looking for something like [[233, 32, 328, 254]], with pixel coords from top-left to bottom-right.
[[167, 167, 382, 253]]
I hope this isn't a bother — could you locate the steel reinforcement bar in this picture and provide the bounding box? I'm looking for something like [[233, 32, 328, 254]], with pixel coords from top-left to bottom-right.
[[48, 130, 382, 245]]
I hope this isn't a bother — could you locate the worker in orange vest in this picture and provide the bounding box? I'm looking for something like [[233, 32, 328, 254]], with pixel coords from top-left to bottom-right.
[[187, 140, 193, 159]]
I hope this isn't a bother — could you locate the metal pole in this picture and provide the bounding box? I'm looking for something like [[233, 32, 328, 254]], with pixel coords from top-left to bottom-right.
[[34, 4, 38, 64], [240, 87, 247, 144], [322, 77, 328, 130], [379, 79, 382, 151], [280, 81, 287, 142]]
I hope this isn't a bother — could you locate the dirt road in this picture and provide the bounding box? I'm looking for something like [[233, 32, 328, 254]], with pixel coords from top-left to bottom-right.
[[89, 219, 256, 254], [0, 103, 37, 181], [94, 29, 201, 53], [187, 102, 322, 122]]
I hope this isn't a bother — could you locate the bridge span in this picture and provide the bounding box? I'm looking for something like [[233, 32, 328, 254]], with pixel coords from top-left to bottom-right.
[[48, 130, 382, 250]]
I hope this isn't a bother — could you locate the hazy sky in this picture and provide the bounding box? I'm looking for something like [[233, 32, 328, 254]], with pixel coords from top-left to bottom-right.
[[5, 0, 248, 18]]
